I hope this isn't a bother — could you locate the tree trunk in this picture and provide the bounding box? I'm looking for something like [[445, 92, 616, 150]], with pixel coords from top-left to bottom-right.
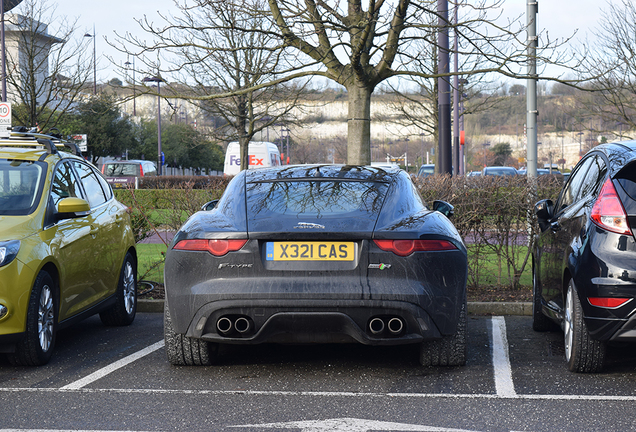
[[346, 83, 372, 165]]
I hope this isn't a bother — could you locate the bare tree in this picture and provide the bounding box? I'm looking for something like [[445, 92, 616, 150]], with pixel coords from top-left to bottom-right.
[[573, 0, 636, 139], [117, 0, 576, 165], [117, 0, 307, 171], [6, 0, 93, 130]]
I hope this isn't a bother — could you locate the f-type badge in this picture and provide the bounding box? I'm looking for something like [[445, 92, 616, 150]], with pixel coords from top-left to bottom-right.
[[368, 263, 391, 270], [294, 222, 326, 229]]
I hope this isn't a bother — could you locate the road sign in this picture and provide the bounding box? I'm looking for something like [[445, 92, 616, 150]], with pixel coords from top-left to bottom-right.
[[0, 102, 11, 137]]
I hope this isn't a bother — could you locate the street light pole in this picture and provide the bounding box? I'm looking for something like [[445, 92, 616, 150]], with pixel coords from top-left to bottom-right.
[[84, 25, 96, 95], [143, 76, 165, 175], [124, 57, 136, 116]]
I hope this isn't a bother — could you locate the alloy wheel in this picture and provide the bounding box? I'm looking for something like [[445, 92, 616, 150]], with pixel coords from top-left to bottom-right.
[[38, 284, 55, 353], [122, 260, 135, 315], [564, 284, 574, 362]]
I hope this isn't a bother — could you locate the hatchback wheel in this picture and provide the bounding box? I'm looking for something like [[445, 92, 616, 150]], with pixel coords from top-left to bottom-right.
[[164, 301, 218, 366], [100, 252, 137, 326], [564, 279, 606, 373], [8, 271, 57, 366], [420, 300, 467, 366]]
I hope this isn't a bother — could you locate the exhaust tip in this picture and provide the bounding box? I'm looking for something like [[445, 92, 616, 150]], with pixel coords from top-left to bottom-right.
[[387, 317, 404, 334], [216, 317, 233, 335], [235, 317, 251, 333], [369, 317, 385, 334]]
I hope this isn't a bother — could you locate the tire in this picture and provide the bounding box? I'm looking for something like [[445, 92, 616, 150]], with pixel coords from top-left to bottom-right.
[[8, 271, 57, 366], [420, 300, 467, 367], [564, 279, 606, 373], [164, 301, 217, 366], [531, 261, 553, 332], [100, 252, 137, 326]]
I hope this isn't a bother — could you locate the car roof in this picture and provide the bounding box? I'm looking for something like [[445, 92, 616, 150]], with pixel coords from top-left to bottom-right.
[[0, 131, 83, 162], [581, 141, 636, 177], [244, 164, 400, 182]]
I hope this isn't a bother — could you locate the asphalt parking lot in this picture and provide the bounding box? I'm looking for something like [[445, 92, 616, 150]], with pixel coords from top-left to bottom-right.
[[1, 312, 636, 432]]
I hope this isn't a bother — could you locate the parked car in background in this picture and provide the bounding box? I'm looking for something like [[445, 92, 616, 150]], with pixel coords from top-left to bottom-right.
[[533, 141, 636, 372], [0, 132, 137, 366], [517, 168, 565, 183], [417, 164, 435, 177], [101, 160, 157, 189], [481, 166, 518, 176], [163, 164, 468, 367]]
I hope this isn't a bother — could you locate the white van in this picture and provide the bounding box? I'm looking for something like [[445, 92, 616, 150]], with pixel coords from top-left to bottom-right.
[[223, 141, 281, 176]]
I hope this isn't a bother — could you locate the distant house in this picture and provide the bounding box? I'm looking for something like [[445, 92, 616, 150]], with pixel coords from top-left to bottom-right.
[[3, 13, 62, 105]]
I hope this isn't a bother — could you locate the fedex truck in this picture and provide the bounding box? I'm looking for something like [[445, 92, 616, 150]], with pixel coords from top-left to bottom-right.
[[223, 141, 281, 176]]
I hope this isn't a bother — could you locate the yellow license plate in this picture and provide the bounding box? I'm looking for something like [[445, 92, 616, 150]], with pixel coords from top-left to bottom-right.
[[266, 241, 354, 261]]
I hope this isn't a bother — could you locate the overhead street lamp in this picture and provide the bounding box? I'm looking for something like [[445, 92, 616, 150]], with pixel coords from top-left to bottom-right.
[[83, 25, 96, 95], [124, 58, 136, 115], [143, 76, 165, 175]]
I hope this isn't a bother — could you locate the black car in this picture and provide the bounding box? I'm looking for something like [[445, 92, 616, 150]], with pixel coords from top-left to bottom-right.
[[533, 141, 636, 372], [163, 165, 468, 366]]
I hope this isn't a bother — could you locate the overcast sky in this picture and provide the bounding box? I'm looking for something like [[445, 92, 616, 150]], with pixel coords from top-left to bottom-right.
[[47, 0, 607, 83]]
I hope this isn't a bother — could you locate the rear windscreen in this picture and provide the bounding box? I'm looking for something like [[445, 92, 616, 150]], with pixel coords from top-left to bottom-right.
[[104, 163, 140, 176], [616, 162, 636, 201], [247, 180, 388, 218]]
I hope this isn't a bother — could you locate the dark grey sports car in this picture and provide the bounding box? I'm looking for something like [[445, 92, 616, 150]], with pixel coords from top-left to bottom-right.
[[163, 165, 468, 366]]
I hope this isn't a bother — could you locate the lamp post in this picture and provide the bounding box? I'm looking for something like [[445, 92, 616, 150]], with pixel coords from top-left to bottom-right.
[[84, 25, 96, 94], [577, 131, 584, 157], [124, 58, 136, 115], [143, 76, 165, 175]]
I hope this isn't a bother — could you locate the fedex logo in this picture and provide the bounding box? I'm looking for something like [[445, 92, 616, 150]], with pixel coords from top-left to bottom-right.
[[228, 154, 265, 166]]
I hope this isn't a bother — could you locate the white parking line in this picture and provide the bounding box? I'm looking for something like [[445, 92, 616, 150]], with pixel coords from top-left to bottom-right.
[[59, 340, 165, 390], [490, 316, 516, 398]]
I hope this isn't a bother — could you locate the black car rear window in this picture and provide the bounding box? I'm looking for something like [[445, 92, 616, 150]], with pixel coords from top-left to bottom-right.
[[246, 179, 389, 218], [615, 162, 636, 201]]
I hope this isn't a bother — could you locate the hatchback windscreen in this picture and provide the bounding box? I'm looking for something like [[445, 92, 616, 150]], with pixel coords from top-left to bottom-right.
[[104, 163, 140, 176], [0, 159, 45, 215]]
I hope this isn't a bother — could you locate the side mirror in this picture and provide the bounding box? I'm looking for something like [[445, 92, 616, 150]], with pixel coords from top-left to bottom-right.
[[535, 199, 554, 232], [57, 197, 91, 220], [201, 200, 219, 211], [432, 200, 454, 218]]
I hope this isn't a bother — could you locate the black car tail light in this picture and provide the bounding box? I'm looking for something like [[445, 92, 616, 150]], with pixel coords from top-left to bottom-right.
[[588, 297, 631, 309], [373, 239, 456, 256], [591, 178, 632, 235], [173, 239, 247, 256]]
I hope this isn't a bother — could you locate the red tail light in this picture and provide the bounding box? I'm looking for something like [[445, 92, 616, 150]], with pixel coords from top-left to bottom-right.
[[590, 178, 631, 235], [373, 239, 457, 256], [139, 164, 144, 176], [173, 239, 247, 256], [588, 297, 631, 309]]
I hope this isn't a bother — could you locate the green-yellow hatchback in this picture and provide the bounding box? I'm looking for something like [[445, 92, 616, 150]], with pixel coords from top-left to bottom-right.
[[0, 131, 137, 366]]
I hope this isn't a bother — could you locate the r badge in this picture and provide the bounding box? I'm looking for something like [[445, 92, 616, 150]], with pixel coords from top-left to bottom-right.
[[368, 263, 391, 270]]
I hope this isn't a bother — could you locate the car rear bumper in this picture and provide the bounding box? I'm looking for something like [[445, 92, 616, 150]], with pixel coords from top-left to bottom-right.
[[175, 298, 448, 346]]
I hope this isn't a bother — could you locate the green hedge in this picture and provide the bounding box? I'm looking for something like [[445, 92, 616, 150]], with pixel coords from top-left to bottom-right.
[[121, 175, 562, 290]]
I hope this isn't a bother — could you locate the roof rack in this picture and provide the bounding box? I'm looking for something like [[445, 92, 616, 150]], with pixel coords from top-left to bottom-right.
[[0, 129, 83, 157]]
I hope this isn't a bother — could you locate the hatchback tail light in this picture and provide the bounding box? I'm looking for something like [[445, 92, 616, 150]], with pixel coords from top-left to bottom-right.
[[373, 239, 457, 257], [173, 239, 247, 256], [590, 178, 632, 235]]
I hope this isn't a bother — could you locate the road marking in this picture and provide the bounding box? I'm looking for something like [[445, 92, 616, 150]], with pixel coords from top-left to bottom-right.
[[4, 387, 636, 401], [490, 316, 516, 398], [229, 417, 479, 431], [59, 340, 165, 390]]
